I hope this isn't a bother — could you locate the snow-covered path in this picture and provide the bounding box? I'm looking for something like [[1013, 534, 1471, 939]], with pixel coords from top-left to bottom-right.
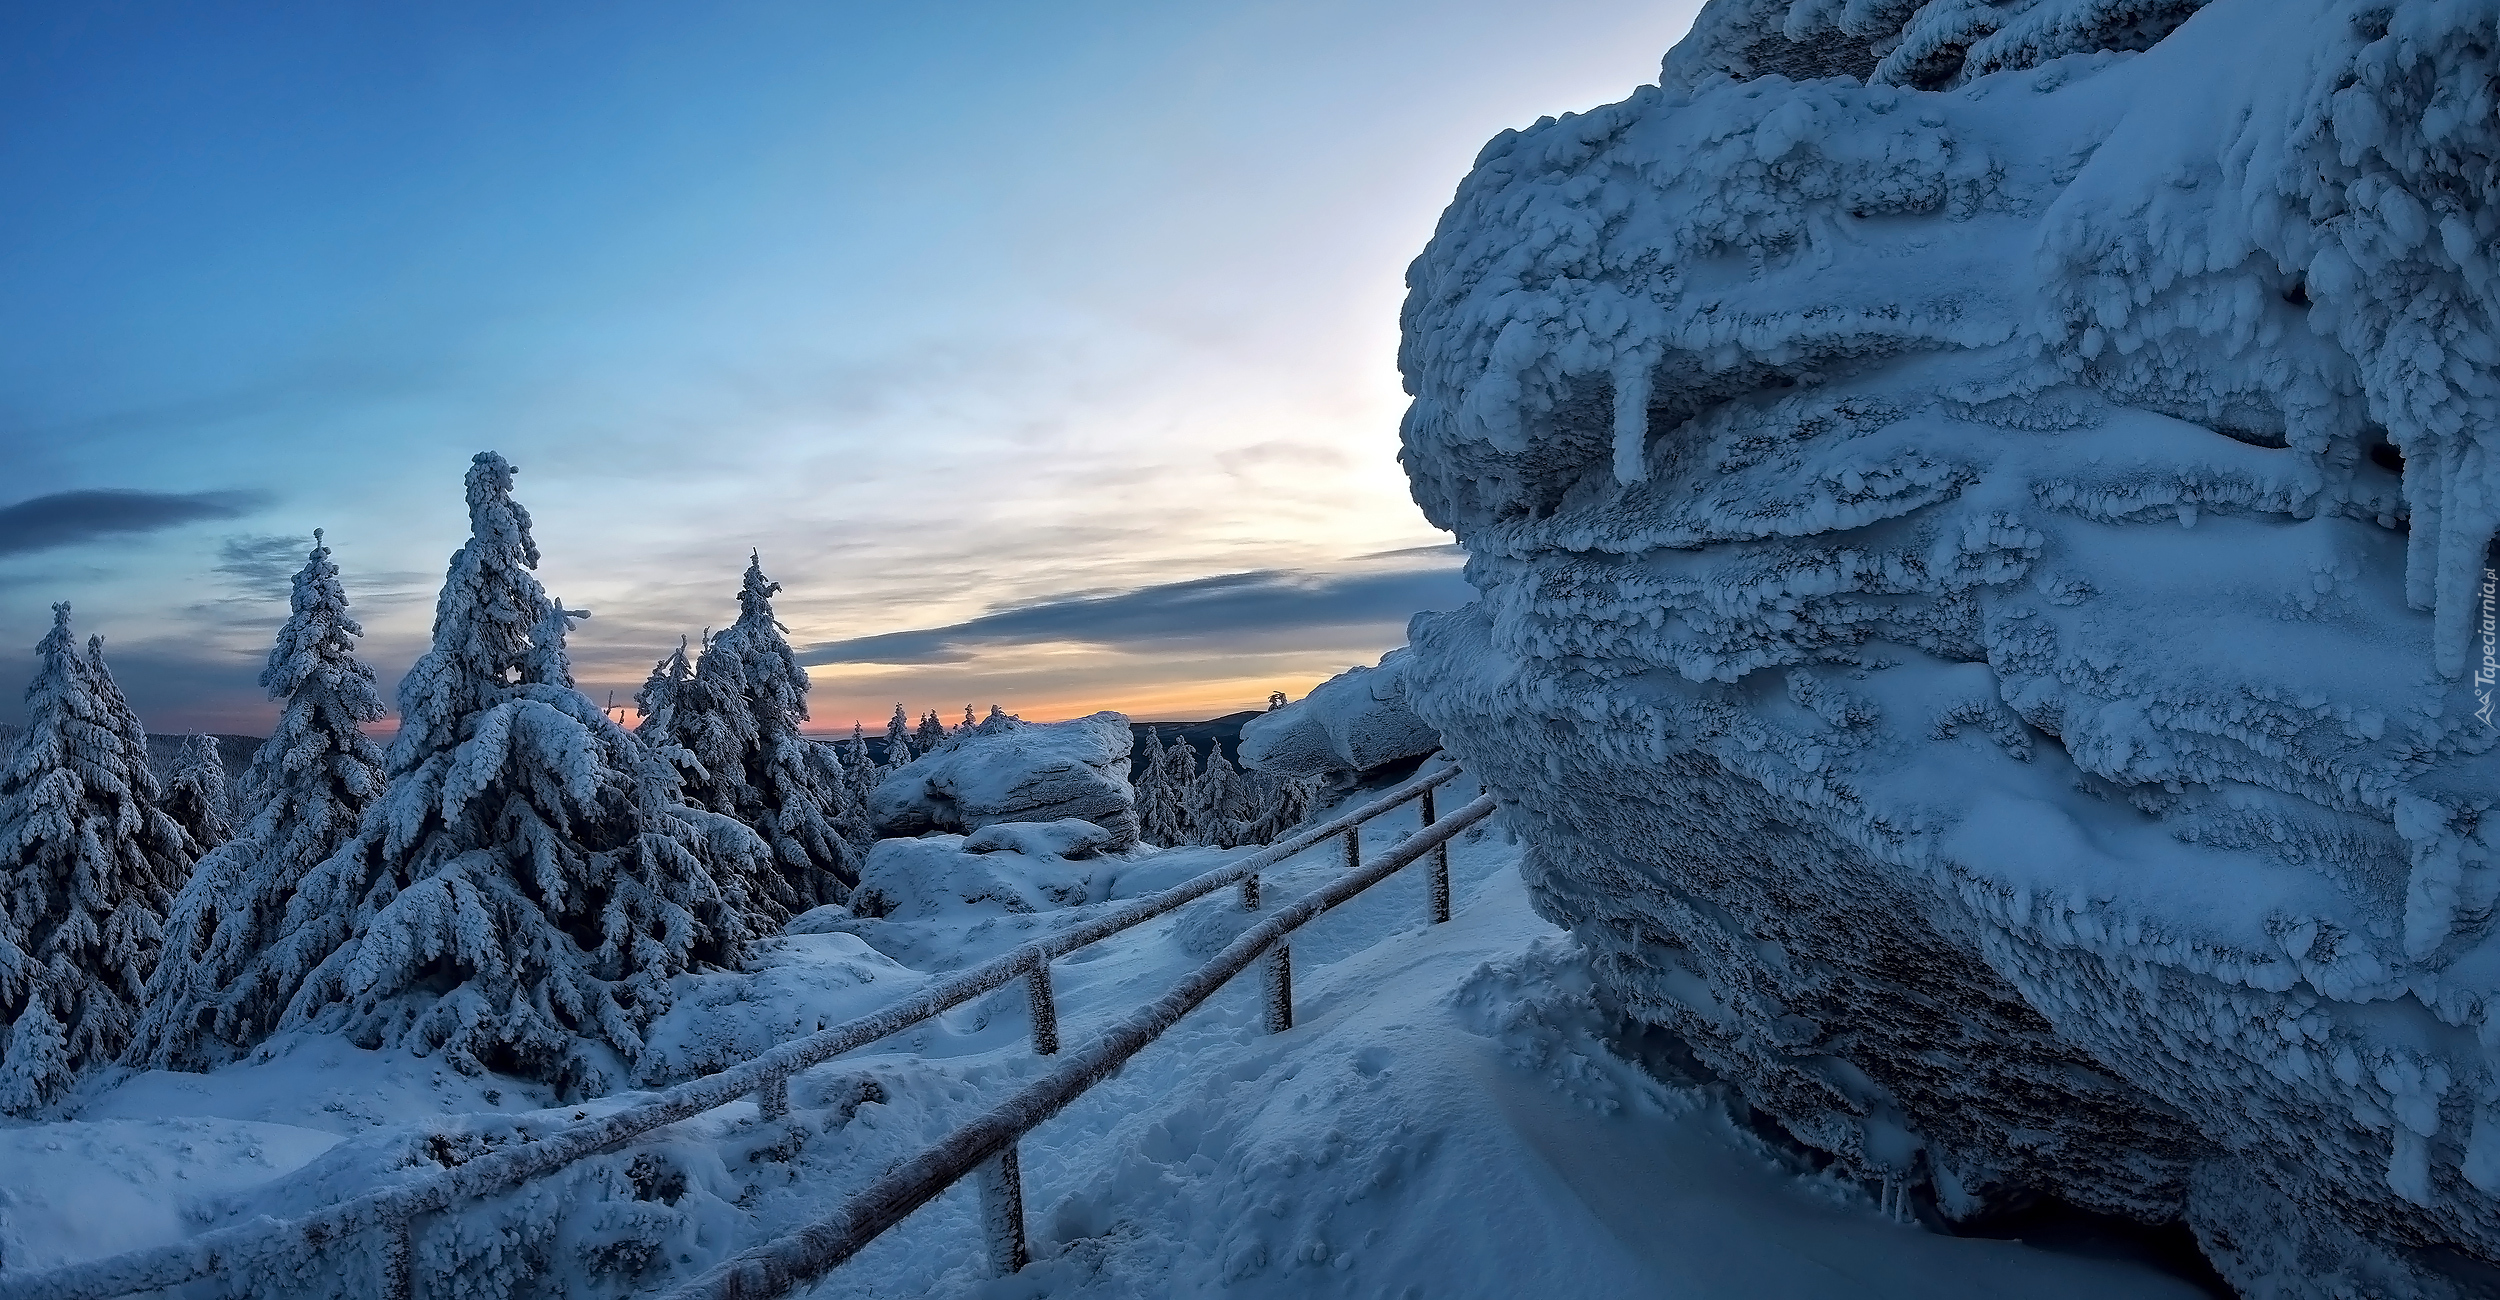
[[2, 776, 2217, 1297]]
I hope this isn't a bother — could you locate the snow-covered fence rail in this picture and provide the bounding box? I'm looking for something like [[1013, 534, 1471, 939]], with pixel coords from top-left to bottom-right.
[[667, 789, 1500, 1300], [0, 758, 1472, 1300]]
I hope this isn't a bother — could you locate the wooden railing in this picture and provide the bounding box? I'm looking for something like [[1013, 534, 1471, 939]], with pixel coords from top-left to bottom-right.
[[668, 789, 1497, 1299], [0, 758, 1479, 1300]]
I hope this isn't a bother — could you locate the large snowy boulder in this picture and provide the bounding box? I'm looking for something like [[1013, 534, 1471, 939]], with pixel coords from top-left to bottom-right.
[[1237, 648, 1442, 779], [846, 820, 1115, 922], [1399, 3, 2500, 1296], [870, 711, 1139, 848]]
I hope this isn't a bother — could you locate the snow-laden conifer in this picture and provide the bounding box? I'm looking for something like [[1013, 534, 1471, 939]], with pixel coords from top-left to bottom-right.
[[258, 453, 767, 1096], [1241, 772, 1321, 846], [884, 704, 914, 768], [1185, 747, 1258, 849], [843, 723, 879, 808], [0, 605, 189, 1112], [680, 555, 866, 909], [978, 704, 1018, 735], [1133, 728, 1187, 847], [125, 534, 389, 1073], [163, 733, 233, 853], [632, 637, 705, 791], [915, 709, 947, 756], [1158, 733, 1201, 841]]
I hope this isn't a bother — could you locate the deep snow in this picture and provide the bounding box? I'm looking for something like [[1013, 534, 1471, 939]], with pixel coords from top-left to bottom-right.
[[0, 772, 2219, 1297]]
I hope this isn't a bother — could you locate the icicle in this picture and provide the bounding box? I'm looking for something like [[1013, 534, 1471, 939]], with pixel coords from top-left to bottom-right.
[[1612, 350, 1655, 485]]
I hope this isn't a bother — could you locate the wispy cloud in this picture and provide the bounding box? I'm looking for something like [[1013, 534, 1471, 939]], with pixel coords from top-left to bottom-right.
[[0, 489, 270, 557], [799, 550, 1470, 667], [212, 533, 314, 599]]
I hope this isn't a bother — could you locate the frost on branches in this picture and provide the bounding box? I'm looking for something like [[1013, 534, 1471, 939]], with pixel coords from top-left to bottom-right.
[[162, 733, 234, 854], [1132, 728, 1188, 848], [1396, 2, 2500, 1293], [0, 605, 190, 1113], [260, 454, 767, 1097], [127, 534, 389, 1073], [656, 556, 867, 913]]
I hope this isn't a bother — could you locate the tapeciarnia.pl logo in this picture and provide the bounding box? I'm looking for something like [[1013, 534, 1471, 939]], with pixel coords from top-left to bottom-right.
[[2479, 565, 2497, 727]]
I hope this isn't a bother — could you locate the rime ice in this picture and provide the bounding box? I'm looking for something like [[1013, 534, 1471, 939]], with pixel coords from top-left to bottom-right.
[[1398, 2, 2500, 1294]]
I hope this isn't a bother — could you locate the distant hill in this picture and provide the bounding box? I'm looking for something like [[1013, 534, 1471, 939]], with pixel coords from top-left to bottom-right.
[[1126, 711, 1265, 777]]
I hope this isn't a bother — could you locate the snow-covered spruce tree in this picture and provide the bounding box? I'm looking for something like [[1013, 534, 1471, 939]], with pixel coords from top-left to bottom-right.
[[954, 705, 976, 738], [1158, 733, 1202, 842], [883, 704, 914, 768], [843, 723, 879, 808], [1185, 747, 1259, 849], [163, 734, 233, 853], [914, 709, 946, 756], [1132, 729, 1184, 847], [1241, 772, 1320, 847], [0, 604, 190, 1112], [977, 704, 1018, 735], [257, 453, 768, 1096], [681, 555, 866, 909], [631, 637, 706, 793], [125, 534, 391, 1073]]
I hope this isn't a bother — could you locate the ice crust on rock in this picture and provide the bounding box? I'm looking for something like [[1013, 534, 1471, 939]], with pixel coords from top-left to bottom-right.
[[1237, 649, 1444, 779], [1398, 2, 2500, 1294], [870, 712, 1140, 849]]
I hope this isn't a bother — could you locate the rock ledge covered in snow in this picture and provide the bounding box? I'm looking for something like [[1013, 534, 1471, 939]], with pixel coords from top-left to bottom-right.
[[870, 711, 1141, 848]]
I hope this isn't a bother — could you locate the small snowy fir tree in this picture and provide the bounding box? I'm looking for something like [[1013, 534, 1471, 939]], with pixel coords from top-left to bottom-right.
[[883, 704, 914, 769], [1158, 733, 1202, 841], [843, 722, 880, 807], [1241, 772, 1321, 846], [954, 704, 976, 737], [256, 453, 769, 1096], [631, 637, 706, 792], [914, 709, 947, 755], [0, 605, 190, 1112], [163, 733, 234, 853], [1132, 728, 1185, 848], [1185, 746, 1259, 849], [656, 629, 763, 834], [126, 533, 390, 1072], [681, 555, 867, 910], [977, 704, 1019, 735]]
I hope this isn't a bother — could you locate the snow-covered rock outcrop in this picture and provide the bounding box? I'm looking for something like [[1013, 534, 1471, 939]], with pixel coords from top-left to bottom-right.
[[846, 820, 1120, 923], [1398, 3, 2500, 1295], [1237, 649, 1443, 779], [870, 712, 1141, 849]]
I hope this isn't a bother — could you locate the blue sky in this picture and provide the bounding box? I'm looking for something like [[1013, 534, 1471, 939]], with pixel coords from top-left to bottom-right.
[[0, 1, 1699, 733]]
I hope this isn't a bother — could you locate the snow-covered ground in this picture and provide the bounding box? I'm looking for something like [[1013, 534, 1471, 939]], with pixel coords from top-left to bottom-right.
[[0, 771, 2221, 1298]]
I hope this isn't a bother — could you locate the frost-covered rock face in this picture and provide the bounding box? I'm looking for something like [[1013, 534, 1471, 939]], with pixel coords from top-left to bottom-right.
[[869, 712, 1140, 849], [1399, 2, 2500, 1295], [1237, 649, 1443, 779]]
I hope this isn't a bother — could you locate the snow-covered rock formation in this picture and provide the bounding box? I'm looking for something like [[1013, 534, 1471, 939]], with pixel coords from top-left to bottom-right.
[[870, 712, 1141, 848], [1398, 3, 2500, 1295], [846, 819, 1120, 923], [1237, 649, 1442, 779]]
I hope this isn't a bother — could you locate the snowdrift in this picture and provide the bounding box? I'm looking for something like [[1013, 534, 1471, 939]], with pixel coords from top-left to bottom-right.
[[1397, 2, 2500, 1295]]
